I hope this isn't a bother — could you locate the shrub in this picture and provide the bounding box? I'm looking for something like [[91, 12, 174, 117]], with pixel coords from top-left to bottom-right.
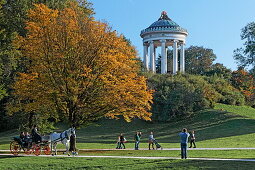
[[206, 76, 245, 106], [147, 74, 220, 121]]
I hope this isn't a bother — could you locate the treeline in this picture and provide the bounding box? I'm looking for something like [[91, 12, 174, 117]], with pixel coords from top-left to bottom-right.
[[146, 72, 252, 121], [149, 44, 255, 121]]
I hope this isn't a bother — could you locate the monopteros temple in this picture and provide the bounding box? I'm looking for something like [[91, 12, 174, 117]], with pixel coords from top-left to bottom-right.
[[140, 11, 188, 74]]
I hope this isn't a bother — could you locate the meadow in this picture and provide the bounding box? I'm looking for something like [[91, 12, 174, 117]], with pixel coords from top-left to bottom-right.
[[1, 103, 255, 169], [0, 156, 255, 170], [1, 104, 255, 150]]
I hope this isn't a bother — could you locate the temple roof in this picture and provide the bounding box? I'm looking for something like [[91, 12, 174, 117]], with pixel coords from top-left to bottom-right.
[[141, 11, 187, 36]]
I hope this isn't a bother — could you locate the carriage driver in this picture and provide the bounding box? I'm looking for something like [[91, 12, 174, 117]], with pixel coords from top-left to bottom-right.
[[31, 125, 42, 143]]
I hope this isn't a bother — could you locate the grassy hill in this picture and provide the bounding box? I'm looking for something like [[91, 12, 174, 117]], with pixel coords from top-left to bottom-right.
[[1, 103, 255, 149]]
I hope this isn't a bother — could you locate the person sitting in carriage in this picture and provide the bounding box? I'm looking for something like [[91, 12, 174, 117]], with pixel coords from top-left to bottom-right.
[[31, 125, 42, 143], [19, 132, 25, 145], [23, 132, 31, 146], [24, 132, 30, 139]]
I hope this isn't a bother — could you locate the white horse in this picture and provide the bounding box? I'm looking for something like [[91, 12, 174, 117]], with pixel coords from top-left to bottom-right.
[[48, 127, 76, 156]]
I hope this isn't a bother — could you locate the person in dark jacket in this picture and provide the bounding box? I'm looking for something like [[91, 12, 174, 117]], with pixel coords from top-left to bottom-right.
[[31, 125, 42, 143], [189, 131, 196, 148], [19, 132, 25, 145], [23, 132, 31, 146], [69, 133, 77, 155], [116, 133, 126, 149]]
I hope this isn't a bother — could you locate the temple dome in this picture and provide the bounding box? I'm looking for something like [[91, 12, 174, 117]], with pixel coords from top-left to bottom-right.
[[141, 11, 188, 36]]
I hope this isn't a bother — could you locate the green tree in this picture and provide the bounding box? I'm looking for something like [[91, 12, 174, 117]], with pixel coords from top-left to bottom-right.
[[206, 76, 245, 106], [165, 46, 216, 75], [205, 63, 232, 80], [233, 22, 255, 71], [0, 0, 15, 132], [147, 74, 220, 121], [185, 46, 216, 75]]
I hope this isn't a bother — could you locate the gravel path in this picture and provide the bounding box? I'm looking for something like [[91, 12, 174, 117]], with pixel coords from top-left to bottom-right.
[[2, 147, 255, 152]]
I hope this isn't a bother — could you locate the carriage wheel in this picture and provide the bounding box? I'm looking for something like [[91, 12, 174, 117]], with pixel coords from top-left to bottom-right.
[[43, 145, 51, 155], [10, 141, 21, 156], [24, 143, 33, 155], [33, 144, 41, 156]]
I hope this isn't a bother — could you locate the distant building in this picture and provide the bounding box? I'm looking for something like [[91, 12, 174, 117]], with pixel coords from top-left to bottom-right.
[[140, 11, 188, 74]]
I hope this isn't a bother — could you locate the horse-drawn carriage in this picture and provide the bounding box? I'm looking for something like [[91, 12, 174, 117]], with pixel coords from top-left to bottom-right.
[[10, 135, 51, 156], [10, 127, 76, 156]]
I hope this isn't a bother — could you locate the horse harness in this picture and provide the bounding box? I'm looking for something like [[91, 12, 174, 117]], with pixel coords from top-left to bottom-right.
[[53, 131, 69, 143]]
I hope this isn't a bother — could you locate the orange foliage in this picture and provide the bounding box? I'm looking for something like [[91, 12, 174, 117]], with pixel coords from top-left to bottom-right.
[[231, 69, 255, 102], [11, 3, 152, 127]]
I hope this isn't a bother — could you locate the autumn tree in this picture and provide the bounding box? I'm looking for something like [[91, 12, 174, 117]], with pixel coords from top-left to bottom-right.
[[0, 0, 93, 130], [231, 67, 255, 105], [9, 3, 152, 128]]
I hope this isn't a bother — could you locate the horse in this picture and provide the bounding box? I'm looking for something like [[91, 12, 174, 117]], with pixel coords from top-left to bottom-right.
[[48, 127, 76, 156]]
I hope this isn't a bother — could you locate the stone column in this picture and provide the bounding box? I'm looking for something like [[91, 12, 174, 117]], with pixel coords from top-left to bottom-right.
[[154, 46, 157, 72], [149, 41, 155, 73], [143, 43, 149, 70], [173, 40, 178, 74], [180, 43, 185, 73], [166, 47, 168, 73], [160, 40, 167, 74]]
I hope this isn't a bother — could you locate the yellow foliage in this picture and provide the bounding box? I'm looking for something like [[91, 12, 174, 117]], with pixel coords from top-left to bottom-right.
[[11, 3, 153, 126]]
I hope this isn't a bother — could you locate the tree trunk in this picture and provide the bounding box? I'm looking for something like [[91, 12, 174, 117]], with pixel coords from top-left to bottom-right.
[[28, 112, 34, 129]]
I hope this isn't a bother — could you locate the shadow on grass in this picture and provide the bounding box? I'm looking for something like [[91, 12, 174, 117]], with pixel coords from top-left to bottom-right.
[[1, 108, 255, 146], [164, 159, 255, 169], [0, 155, 18, 159], [76, 109, 255, 144]]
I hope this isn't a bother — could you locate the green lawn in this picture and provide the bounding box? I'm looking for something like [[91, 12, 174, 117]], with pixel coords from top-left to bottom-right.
[[1, 104, 255, 150], [1, 104, 255, 169], [76, 150, 255, 159], [0, 156, 254, 170], [2, 149, 255, 159]]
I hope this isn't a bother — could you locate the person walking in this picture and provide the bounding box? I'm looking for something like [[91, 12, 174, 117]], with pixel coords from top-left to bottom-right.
[[148, 132, 155, 150], [179, 128, 190, 159], [189, 131, 196, 148], [134, 132, 140, 150], [69, 133, 77, 155], [116, 133, 126, 149]]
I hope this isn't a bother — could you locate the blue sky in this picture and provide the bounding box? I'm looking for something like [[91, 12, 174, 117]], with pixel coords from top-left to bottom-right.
[[91, 0, 255, 70]]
